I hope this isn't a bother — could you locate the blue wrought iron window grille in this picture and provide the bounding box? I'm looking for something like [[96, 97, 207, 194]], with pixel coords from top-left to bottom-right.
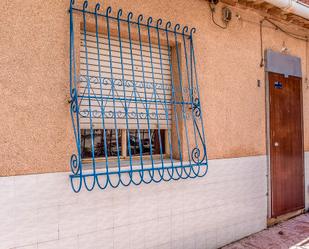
[[69, 0, 208, 192]]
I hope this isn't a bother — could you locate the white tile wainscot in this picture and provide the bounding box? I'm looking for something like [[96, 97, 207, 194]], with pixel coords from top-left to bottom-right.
[[0, 155, 268, 249]]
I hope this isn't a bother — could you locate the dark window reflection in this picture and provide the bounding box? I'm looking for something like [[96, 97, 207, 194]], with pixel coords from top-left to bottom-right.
[[128, 129, 165, 156], [81, 129, 121, 159]]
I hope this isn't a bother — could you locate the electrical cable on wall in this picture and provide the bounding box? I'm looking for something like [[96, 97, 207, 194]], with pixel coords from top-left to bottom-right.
[[209, 4, 227, 29], [259, 17, 308, 68], [208, 0, 231, 29], [206, 0, 308, 85], [260, 20, 264, 67]]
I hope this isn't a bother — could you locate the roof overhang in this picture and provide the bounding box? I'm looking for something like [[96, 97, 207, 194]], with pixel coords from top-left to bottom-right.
[[221, 0, 309, 28]]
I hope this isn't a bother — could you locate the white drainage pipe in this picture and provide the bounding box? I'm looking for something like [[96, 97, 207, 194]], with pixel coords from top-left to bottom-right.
[[263, 0, 309, 19]]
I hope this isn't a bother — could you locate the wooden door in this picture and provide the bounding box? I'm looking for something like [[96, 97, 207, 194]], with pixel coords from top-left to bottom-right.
[[269, 72, 304, 218]]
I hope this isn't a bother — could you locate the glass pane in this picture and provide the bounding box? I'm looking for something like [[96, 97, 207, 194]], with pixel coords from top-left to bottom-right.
[[81, 129, 122, 159], [128, 129, 165, 156]]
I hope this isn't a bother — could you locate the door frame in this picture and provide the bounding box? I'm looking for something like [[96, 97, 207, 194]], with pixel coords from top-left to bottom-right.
[[265, 49, 305, 219]]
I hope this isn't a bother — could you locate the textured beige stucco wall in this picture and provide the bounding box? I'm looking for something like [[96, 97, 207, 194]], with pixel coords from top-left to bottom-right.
[[0, 0, 308, 175]]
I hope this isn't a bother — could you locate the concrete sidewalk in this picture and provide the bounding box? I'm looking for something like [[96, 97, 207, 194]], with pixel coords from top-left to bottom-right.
[[222, 213, 309, 249]]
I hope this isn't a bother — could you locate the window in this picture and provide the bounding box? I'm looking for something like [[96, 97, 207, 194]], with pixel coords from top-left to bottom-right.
[[69, 0, 208, 192], [81, 129, 121, 158], [79, 31, 171, 163]]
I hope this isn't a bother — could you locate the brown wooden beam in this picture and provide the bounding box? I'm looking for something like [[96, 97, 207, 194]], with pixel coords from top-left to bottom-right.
[[220, 0, 238, 6]]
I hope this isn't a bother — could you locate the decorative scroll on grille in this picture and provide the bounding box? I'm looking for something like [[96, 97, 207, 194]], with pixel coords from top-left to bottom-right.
[[69, 0, 208, 192]]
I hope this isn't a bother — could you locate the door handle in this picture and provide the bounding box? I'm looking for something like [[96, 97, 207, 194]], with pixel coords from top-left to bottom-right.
[[274, 142, 279, 147]]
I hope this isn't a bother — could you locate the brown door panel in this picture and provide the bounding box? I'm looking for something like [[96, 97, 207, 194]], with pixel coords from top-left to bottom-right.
[[269, 72, 304, 217]]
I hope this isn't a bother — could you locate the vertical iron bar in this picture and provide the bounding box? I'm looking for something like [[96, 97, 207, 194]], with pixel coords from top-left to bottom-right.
[[173, 25, 192, 170], [181, 28, 199, 166], [105, 7, 122, 175], [190, 30, 208, 166], [70, 1, 82, 169], [69, 0, 83, 192], [82, 2, 97, 186], [94, 4, 110, 178], [155, 19, 174, 169], [164, 22, 184, 177], [116, 9, 134, 185], [127, 12, 145, 178], [136, 15, 155, 169], [146, 17, 165, 172]]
